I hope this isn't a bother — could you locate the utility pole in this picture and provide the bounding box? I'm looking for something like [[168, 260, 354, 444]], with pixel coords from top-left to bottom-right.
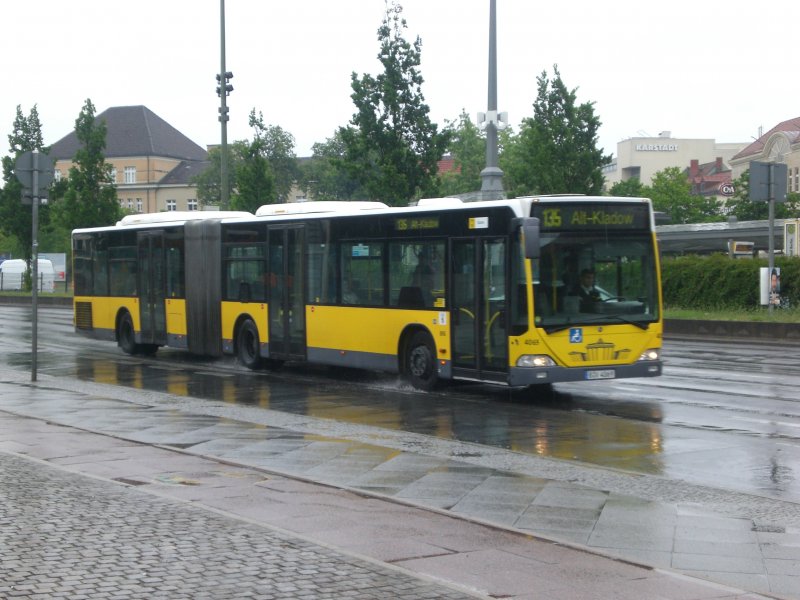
[[14, 151, 54, 382], [217, 0, 233, 208], [478, 0, 506, 199]]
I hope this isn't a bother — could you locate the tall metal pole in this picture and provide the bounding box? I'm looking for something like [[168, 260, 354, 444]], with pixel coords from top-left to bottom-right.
[[31, 154, 40, 381], [219, 0, 230, 208], [768, 163, 775, 313], [480, 0, 505, 198]]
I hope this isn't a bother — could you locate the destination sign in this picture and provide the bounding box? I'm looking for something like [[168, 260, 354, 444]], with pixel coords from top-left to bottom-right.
[[532, 203, 650, 231], [395, 216, 439, 231]]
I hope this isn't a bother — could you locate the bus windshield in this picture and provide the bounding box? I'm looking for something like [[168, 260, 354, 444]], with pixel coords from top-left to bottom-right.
[[532, 231, 660, 333]]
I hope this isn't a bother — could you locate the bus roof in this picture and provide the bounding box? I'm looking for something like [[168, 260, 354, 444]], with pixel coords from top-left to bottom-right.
[[117, 211, 253, 226], [255, 201, 388, 217], [72, 196, 655, 235]]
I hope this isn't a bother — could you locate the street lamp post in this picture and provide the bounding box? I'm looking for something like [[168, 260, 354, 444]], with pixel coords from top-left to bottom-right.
[[217, 0, 233, 208], [479, 0, 505, 199]]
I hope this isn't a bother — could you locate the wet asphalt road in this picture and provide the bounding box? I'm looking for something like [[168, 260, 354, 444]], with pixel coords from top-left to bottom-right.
[[2, 305, 799, 504]]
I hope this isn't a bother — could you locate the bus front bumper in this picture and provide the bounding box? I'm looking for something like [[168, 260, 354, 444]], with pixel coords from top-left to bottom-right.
[[508, 360, 662, 387]]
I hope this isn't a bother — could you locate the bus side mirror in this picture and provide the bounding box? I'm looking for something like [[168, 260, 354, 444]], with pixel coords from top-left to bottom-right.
[[519, 218, 540, 259]]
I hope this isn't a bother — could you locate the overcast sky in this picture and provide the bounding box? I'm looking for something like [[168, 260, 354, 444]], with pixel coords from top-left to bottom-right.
[[3, 0, 798, 160]]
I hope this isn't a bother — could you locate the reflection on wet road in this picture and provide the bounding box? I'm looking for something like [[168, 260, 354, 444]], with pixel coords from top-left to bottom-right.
[[2, 306, 800, 502]]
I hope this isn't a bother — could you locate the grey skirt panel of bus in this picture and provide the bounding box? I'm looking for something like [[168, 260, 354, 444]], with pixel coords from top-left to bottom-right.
[[185, 220, 223, 356]]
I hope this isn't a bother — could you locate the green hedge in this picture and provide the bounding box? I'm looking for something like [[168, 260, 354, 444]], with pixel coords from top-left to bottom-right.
[[661, 254, 799, 309]]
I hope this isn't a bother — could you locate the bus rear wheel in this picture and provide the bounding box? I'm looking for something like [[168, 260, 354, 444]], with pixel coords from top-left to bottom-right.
[[117, 312, 139, 355], [237, 319, 263, 370], [404, 331, 438, 391]]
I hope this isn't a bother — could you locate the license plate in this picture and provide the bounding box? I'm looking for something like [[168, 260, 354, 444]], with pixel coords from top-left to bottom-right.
[[586, 369, 615, 380]]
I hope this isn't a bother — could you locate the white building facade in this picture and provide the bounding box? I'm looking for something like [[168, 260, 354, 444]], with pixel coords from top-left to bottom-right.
[[603, 132, 746, 189]]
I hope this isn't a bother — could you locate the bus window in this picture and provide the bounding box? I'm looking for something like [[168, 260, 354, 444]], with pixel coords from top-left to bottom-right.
[[307, 221, 337, 304], [341, 242, 384, 305], [224, 245, 266, 302], [165, 234, 184, 298], [389, 241, 444, 308], [109, 245, 136, 297]]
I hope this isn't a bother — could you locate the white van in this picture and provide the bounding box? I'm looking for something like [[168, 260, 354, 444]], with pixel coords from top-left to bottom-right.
[[0, 258, 56, 292]]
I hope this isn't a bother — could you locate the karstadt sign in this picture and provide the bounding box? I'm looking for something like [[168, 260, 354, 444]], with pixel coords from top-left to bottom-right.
[[635, 143, 679, 151]]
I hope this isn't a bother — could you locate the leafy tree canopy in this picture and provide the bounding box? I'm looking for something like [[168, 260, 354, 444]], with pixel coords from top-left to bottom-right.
[[608, 177, 645, 198], [194, 110, 297, 210], [339, 0, 450, 206], [229, 110, 276, 213], [52, 99, 122, 232], [438, 109, 485, 197], [300, 129, 366, 201], [723, 170, 800, 221], [0, 105, 51, 262], [646, 167, 721, 224], [501, 65, 609, 198]]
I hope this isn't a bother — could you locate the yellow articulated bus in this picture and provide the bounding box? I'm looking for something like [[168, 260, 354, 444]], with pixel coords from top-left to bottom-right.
[[72, 196, 663, 390]]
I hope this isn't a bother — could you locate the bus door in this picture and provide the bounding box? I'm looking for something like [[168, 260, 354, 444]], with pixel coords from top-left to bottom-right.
[[451, 238, 508, 382], [137, 231, 167, 346], [267, 225, 306, 360]]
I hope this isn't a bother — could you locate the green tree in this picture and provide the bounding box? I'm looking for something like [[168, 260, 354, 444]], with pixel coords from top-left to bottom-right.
[[0, 105, 50, 263], [608, 177, 645, 197], [250, 112, 298, 203], [647, 167, 721, 224], [52, 99, 122, 232], [193, 144, 238, 208], [194, 111, 297, 210], [438, 110, 485, 197], [339, 0, 450, 205], [300, 129, 366, 201], [501, 65, 608, 197], [723, 170, 800, 221], [230, 110, 276, 213]]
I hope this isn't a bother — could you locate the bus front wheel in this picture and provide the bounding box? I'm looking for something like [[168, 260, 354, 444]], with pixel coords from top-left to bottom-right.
[[404, 331, 438, 391], [237, 319, 263, 370]]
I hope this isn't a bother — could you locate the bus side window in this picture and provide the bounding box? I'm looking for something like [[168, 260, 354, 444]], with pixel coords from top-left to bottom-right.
[[342, 241, 384, 306]]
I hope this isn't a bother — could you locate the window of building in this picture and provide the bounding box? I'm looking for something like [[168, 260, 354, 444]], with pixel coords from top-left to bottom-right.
[[127, 198, 133, 209], [54, 170, 62, 182], [124, 166, 136, 184], [166, 199, 177, 211], [187, 198, 198, 211], [109, 168, 117, 183], [136, 198, 143, 213]]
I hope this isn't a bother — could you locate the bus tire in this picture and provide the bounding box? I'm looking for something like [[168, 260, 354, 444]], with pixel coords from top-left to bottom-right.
[[117, 312, 139, 355], [237, 319, 263, 370], [404, 330, 438, 391]]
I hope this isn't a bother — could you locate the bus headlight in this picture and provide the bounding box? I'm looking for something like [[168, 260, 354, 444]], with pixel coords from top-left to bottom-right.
[[517, 354, 556, 368], [638, 348, 660, 361]]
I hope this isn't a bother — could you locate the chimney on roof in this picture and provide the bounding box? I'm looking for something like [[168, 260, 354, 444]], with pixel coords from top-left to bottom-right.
[[716, 157, 723, 171], [690, 159, 699, 177]]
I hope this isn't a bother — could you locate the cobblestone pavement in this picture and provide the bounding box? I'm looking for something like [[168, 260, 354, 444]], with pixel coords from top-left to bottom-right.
[[0, 451, 476, 600]]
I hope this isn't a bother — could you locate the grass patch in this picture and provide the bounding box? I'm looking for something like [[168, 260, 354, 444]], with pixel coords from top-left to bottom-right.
[[665, 306, 800, 323], [0, 289, 72, 299]]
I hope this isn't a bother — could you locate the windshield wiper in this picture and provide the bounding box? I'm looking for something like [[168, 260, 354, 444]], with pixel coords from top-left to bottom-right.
[[541, 314, 652, 334], [580, 314, 650, 330]]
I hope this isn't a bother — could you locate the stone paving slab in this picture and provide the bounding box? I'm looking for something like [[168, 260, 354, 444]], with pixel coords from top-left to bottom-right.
[[0, 372, 794, 599], [0, 415, 765, 600]]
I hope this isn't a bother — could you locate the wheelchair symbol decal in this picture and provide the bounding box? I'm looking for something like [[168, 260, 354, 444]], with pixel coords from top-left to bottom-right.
[[569, 328, 583, 343]]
